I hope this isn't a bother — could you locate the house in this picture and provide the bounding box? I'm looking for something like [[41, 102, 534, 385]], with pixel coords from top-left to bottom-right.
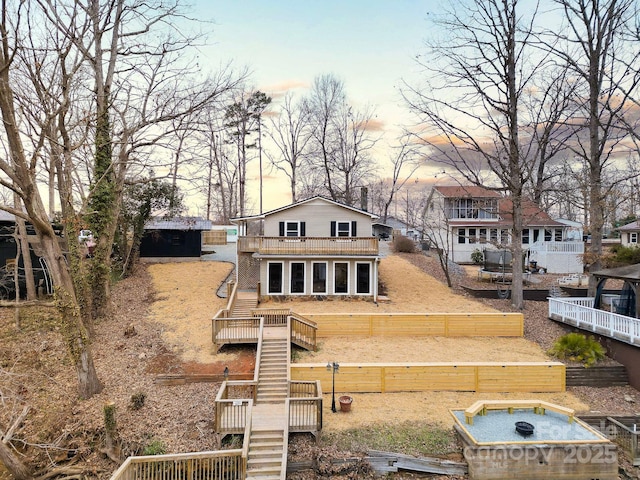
[[617, 220, 640, 246], [427, 185, 583, 273], [139, 217, 212, 258], [231, 196, 380, 300]]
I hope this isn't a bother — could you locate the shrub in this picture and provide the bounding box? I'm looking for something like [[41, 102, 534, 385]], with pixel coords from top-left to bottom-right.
[[548, 333, 605, 368], [129, 392, 146, 410], [142, 439, 166, 456], [393, 235, 416, 253], [607, 244, 640, 267], [470, 248, 484, 265]]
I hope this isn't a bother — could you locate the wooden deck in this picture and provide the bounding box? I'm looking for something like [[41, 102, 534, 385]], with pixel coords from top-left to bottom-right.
[[238, 236, 379, 256]]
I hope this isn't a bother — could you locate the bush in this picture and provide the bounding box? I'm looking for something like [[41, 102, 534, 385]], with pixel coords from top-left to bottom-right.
[[129, 392, 146, 410], [142, 439, 166, 456], [548, 333, 605, 368], [607, 244, 640, 267], [393, 235, 416, 253], [470, 248, 484, 265]]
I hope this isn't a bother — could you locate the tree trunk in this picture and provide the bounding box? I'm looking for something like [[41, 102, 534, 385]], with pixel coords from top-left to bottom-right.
[[0, 441, 32, 480]]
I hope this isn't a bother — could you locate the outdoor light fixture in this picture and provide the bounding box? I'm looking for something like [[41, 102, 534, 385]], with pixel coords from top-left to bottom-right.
[[326, 361, 339, 413], [223, 366, 229, 380]]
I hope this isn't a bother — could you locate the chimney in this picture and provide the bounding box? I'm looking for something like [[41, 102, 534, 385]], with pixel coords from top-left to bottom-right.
[[360, 187, 368, 212]]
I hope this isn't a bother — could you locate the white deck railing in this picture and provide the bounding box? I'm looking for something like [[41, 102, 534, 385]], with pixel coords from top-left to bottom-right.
[[548, 297, 640, 346]]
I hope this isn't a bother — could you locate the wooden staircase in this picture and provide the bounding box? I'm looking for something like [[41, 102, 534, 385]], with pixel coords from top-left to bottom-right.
[[232, 291, 258, 317], [257, 336, 289, 403], [246, 328, 289, 479]]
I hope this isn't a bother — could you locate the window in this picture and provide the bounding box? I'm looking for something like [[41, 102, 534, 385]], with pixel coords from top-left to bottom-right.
[[533, 229, 540, 243], [468, 228, 477, 244], [501, 229, 509, 244], [554, 229, 563, 241], [490, 229, 498, 243], [290, 262, 305, 294], [312, 262, 327, 294], [631, 232, 638, 244], [444, 198, 498, 220], [279, 221, 305, 237], [479, 228, 487, 244], [334, 262, 348, 294], [331, 221, 357, 237], [356, 263, 371, 294], [522, 229, 530, 244], [458, 228, 466, 244], [544, 229, 552, 242], [268, 262, 283, 294]]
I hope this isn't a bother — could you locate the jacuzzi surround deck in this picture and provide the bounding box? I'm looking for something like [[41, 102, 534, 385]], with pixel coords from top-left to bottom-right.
[[451, 401, 618, 480]]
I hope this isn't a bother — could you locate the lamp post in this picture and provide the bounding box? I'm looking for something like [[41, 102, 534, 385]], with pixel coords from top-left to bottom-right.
[[326, 361, 339, 413]]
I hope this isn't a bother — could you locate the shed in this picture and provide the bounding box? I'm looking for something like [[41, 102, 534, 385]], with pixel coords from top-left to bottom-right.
[[140, 217, 212, 258]]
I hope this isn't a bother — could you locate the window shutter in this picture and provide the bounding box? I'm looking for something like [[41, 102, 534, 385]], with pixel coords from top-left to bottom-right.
[[351, 221, 357, 237], [300, 222, 306, 237], [279, 222, 284, 236], [330, 221, 336, 237]]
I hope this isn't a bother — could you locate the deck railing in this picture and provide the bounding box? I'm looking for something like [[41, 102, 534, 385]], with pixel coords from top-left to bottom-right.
[[225, 281, 238, 313], [109, 449, 246, 480], [548, 297, 640, 346], [290, 313, 318, 351], [214, 381, 256, 435], [238, 236, 379, 256], [252, 308, 290, 326], [288, 381, 323, 434], [529, 241, 584, 253]]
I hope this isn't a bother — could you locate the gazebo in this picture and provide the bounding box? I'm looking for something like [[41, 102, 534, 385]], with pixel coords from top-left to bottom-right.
[[592, 264, 640, 319]]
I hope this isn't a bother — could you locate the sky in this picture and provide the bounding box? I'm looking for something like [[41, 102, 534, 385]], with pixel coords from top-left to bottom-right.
[[191, 1, 435, 213]]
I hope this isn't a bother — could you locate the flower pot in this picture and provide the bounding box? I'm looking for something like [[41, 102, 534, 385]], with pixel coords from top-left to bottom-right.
[[339, 395, 353, 412]]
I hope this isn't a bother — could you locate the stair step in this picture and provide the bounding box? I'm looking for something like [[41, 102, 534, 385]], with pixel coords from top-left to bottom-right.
[[247, 458, 282, 468], [249, 449, 283, 459], [249, 440, 284, 450], [246, 466, 282, 477]]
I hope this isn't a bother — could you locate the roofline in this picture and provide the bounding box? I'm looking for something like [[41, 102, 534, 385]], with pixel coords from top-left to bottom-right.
[[231, 196, 379, 222]]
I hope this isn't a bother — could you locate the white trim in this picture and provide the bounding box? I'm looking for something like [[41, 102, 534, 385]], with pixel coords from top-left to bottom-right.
[[336, 220, 352, 237], [355, 262, 372, 295], [311, 261, 328, 294], [267, 261, 284, 294], [333, 261, 350, 295], [289, 261, 306, 295], [285, 220, 303, 237]]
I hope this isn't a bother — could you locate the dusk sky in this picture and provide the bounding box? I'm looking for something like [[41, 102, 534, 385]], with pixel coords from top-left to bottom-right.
[[193, 1, 434, 212]]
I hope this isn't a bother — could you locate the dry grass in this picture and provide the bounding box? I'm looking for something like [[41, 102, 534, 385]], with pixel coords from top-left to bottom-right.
[[143, 255, 591, 434], [147, 262, 233, 363]]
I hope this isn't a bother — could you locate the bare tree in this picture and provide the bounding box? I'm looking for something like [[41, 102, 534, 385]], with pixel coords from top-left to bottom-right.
[[377, 134, 421, 223], [537, 0, 640, 291], [267, 92, 312, 203], [404, 0, 539, 309]]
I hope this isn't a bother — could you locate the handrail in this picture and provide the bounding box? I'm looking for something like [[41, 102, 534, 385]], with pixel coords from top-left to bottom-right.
[[238, 236, 379, 255], [281, 399, 290, 480], [254, 318, 265, 382], [252, 308, 290, 326], [549, 297, 640, 346], [290, 312, 318, 352], [225, 280, 239, 314], [109, 449, 245, 480]]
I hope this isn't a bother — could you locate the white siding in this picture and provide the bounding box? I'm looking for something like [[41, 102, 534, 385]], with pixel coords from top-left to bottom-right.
[[263, 198, 373, 237]]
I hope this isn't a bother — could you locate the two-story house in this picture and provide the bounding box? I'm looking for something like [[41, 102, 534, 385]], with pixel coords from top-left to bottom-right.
[[427, 185, 583, 273], [618, 220, 640, 246], [231, 196, 380, 300]]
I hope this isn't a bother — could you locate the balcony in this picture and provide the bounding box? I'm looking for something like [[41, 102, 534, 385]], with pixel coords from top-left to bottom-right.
[[238, 236, 379, 256]]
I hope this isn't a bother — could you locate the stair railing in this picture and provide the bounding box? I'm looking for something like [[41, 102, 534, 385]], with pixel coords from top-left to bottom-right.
[[289, 312, 318, 351]]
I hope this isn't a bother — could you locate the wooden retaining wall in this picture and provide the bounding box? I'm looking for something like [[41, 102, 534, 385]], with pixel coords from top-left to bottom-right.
[[301, 313, 523, 338], [290, 362, 565, 393]]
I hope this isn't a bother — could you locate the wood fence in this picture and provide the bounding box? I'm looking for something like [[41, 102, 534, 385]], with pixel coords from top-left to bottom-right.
[[301, 313, 523, 338], [290, 362, 565, 393]]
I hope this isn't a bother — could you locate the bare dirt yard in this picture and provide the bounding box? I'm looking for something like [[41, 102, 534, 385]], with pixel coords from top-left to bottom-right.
[[1, 251, 640, 479]]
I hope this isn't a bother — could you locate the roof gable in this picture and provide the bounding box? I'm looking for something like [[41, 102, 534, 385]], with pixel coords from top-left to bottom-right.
[[233, 196, 378, 221], [434, 185, 502, 199]]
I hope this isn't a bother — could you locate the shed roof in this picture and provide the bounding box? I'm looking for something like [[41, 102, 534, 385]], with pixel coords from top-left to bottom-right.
[[618, 220, 640, 231], [144, 217, 212, 231]]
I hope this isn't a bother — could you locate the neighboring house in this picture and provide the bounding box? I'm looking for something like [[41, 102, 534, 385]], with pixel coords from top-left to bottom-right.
[[140, 217, 212, 258], [427, 185, 583, 273], [231, 196, 380, 300], [618, 220, 640, 246]]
